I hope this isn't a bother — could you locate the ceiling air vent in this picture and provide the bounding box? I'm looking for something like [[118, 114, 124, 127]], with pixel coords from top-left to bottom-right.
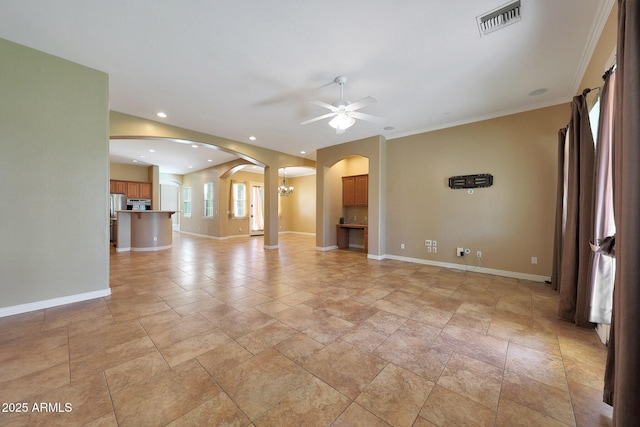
[[477, 0, 521, 36]]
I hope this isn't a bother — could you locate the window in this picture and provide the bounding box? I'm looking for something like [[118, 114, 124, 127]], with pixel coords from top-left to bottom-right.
[[589, 97, 601, 145], [183, 186, 191, 217], [232, 182, 247, 217], [204, 182, 214, 217]]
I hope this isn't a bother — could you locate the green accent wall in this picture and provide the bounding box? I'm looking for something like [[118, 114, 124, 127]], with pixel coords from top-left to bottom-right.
[[0, 38, 110, 310]]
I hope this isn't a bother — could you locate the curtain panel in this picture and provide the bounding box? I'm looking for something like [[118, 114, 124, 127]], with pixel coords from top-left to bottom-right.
[[551, 128, 568, 291], [604, 1, 640, 423], [554, 95, 596, 327], [588, 69, 616, 325]]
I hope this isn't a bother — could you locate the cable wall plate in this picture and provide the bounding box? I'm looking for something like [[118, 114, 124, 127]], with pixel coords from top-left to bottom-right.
[[448, 173, 493, 189]]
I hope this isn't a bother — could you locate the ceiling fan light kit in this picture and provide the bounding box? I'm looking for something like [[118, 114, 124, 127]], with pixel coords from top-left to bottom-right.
[[328, 114, 356, 133], [301, 75, 383, 134]]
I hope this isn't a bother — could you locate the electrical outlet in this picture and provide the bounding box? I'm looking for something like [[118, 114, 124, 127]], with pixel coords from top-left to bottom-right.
[[433, 247, 438, 254], [427, 246, 432, 253], [457, 247, 464, 257], [401, 243, 405, 250], [531, 256, 538, 264], [464, 248, 471, 255], [425, 240, 432, 246], [477, 251, 482, 258], [433, 240, 437, 247]]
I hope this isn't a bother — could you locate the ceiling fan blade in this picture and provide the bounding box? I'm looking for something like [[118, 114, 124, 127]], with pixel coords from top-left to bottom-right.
[[300, 112, 336, 125], [349, 111, 385, 123], [345, 96, 377, 111], [308, 99, 338, 111]]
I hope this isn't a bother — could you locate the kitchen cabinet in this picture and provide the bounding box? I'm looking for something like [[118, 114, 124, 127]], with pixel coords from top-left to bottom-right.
[[110, 180, 152, 200], [110, 180, 127, 194], [139, 182, 152, 199], [127, 182, 140, 198], [342, 174, 368, 206]]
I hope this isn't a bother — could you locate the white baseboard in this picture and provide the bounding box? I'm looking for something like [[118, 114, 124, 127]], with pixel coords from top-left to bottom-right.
[[179, 230, 228, 240], [316, 245, 339, 252], [0, 288, 112, 318], [279, 231, 316, 236], [131, 244, 172, 252], [381, 254, 549, 282]]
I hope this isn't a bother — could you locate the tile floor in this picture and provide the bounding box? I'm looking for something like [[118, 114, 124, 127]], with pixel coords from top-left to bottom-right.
[[0, 233, 613, 426]]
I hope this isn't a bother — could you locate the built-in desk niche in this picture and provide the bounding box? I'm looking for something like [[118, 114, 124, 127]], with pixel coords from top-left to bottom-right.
[[336, 223, 368, 252], [339, 174, 368, 251]]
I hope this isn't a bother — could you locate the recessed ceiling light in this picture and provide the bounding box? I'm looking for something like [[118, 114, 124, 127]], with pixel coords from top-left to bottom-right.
[[188, 166, 193, 169], [157, 112, 167, 118], [207, 159, 213, 162], [149, 149, 155, 153], [384, 126, 395, 131], [140, 155, 146, 158], [132, 159, 138, 163], [191, 144, 198, 148], [249, 136, 256, 141], [529, 88, 548, 96], [300, 151, 306, 154]]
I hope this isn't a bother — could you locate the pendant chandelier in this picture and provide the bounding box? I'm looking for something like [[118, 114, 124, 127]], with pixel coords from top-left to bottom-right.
[[278, 168, 294, 196]]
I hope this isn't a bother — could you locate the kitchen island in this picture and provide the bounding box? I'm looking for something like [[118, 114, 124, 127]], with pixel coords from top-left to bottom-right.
[[115, 210, 176, 252]]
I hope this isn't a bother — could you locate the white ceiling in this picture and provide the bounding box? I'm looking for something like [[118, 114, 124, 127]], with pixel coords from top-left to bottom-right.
[[1, 0, 613, 175]]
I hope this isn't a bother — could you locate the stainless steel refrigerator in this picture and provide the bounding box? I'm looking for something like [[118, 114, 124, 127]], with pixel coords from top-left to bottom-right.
[[110, 193, 127, 218], [110, 193, 126, 243]]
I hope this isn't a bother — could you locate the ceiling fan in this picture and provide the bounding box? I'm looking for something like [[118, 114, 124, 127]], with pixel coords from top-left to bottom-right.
[[300, 75, 384, 134]]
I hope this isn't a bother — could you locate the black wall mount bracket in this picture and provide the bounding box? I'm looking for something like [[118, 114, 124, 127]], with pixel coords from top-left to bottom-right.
[[448, 173, 493, 189]]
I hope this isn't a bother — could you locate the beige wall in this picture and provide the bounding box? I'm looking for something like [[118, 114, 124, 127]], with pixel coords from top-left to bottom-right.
[[160, 173, 184, 185], [109, 163, 150, 183], [386, 104, 567, 276], [0, 38, 109, 312], [181, 165, 225, 237], [279, 174, 317, 234]]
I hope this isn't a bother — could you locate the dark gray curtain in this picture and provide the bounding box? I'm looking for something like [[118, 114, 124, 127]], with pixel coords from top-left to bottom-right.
[[554, 95, 596, 327], [604, 1, 640, 424]]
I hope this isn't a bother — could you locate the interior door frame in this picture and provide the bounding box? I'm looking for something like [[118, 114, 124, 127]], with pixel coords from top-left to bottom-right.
[[249, 181, 264, 236], [159, 180, 180, 231]]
